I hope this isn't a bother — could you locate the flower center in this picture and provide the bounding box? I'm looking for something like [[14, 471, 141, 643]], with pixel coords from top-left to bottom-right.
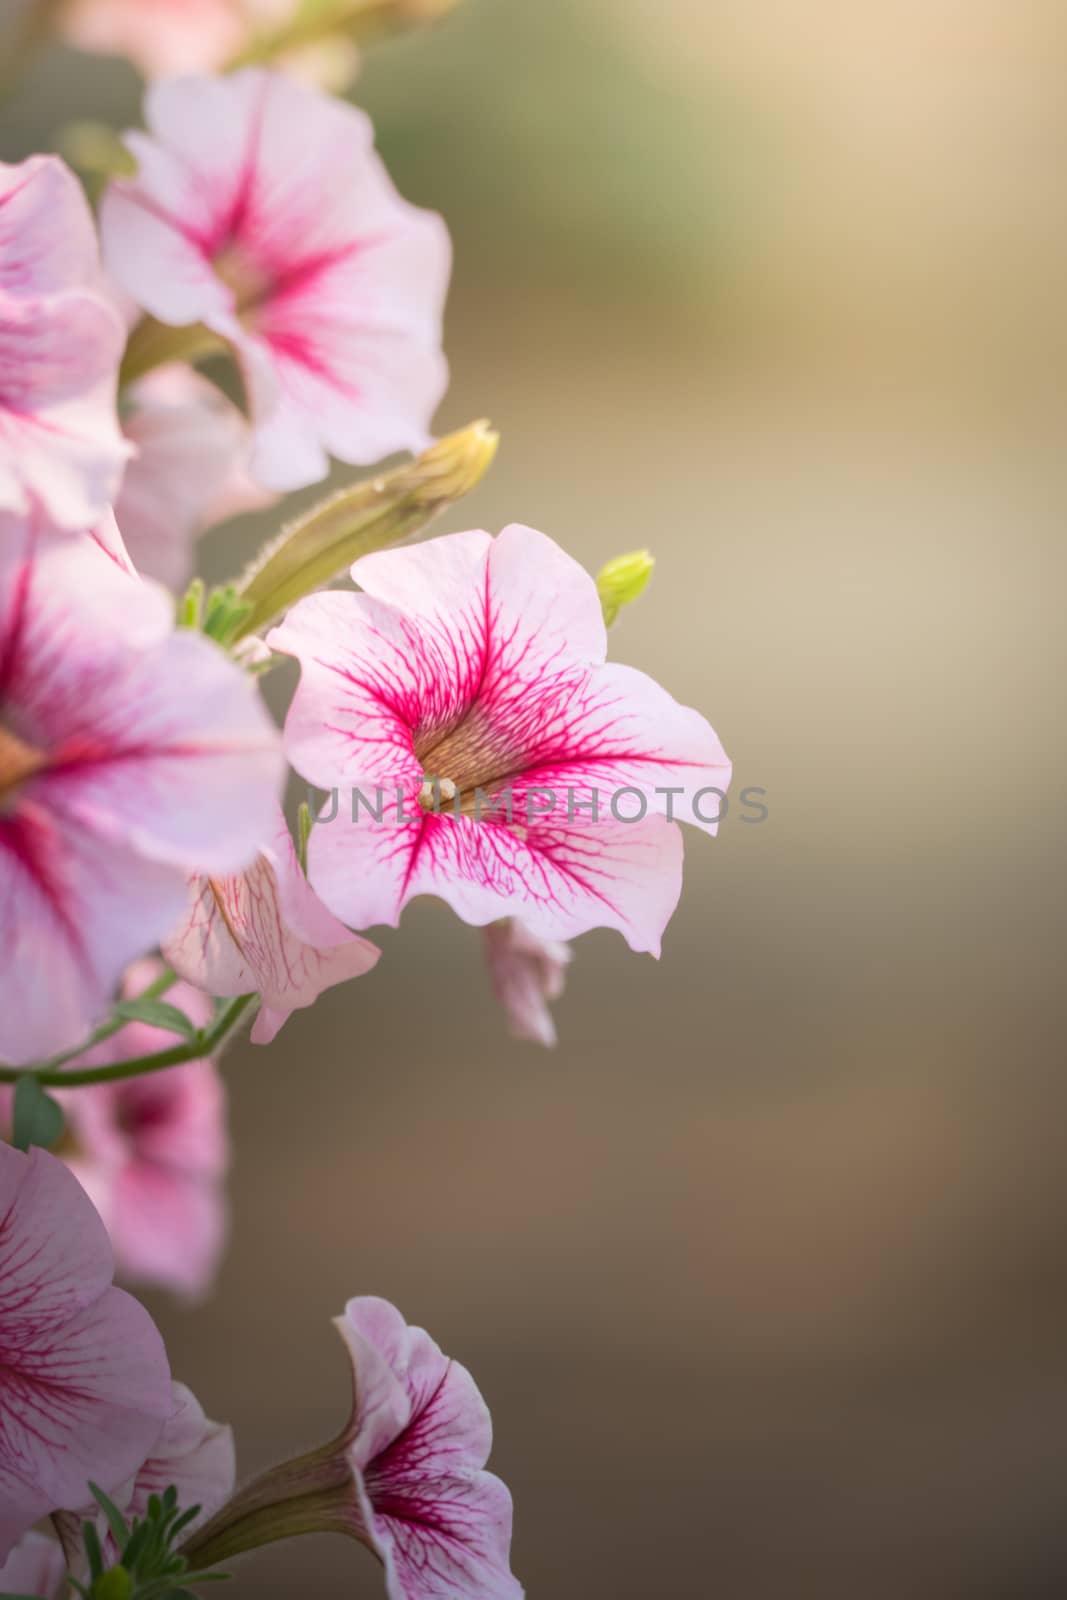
[[214, 245, 274, 326], [415, 712, 518, 813], [0, 723, 44, 806]]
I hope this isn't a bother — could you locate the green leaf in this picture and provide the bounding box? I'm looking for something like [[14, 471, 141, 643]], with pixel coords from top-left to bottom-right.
[[177, 578, 205, 631], [113, 1000, 199, 1042], [11, 1074, 65, 1151], [88, 1482, 131, 1552], [82, 1523, 104, 1583]]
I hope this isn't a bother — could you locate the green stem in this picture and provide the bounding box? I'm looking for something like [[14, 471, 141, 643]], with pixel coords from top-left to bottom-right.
[[34, 966, 178, 1075], [0, 995, 257, 1089], [181, 1439, 366, 1569], [120, 317, 229, 390]]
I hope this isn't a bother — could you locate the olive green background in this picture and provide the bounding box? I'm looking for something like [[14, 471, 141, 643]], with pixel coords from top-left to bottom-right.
[[4, 0, 1066, 1593]]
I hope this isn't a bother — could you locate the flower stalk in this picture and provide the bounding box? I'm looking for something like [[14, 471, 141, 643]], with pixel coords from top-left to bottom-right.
[[0, 994, 257, 1090], [180, 1438, 366, 1569], [120, 317, 229, 391], [233, 419, 498, 638]]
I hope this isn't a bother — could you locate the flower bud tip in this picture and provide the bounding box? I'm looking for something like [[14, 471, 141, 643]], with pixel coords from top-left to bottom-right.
[[413, 420, 499, 506]]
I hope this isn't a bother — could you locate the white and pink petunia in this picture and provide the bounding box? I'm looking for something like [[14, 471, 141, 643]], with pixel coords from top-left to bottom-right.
[[61, 0, 293, 77], [334, 1297, 523, 1600], [115, 365, 270, 590], [57, 962, 231, 1298], [0, 1142, 173, 1562], [484, 920, 572, 1047], [0, 155, 128, 529], [101, 70, 451, 492], [0, 524, 284, 1066], [269, 524, 731, 956], [163, 804, 380, 1044], [189, 1296, 522, 1599]]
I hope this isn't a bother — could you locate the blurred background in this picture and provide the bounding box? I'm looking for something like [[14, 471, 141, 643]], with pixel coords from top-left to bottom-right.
[[4, 0, 1067, 1593]]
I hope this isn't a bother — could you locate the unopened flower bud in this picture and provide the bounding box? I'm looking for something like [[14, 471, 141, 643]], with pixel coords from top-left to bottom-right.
[[91, 1565, 132, 1600], [234, 421, 498, 639], [597, 549, 655, 626]]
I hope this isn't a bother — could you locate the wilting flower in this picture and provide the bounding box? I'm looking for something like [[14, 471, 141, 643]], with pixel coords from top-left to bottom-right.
[[0, 525, 284, 1065], [0, 1531, 65, 1598], [122, 1380, 235, 1530], [185, 1296, 522, 1600], [101, 70, 451, 492], [269, 524, 730, 954], [115, 366, 269, 589], [0, 1142, 172, 1561], [164, 805, 380, 1044], [0, 155, 127, 529], [484, 920, 572, 1047], [56, 962, 230, 1298], [53, 1379, 236, 1569], [60, 0, 293, 76]]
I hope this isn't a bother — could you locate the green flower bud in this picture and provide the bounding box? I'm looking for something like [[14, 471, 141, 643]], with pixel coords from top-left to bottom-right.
[[596, 549, 655, 626], [91, 1566, 133, 1600]]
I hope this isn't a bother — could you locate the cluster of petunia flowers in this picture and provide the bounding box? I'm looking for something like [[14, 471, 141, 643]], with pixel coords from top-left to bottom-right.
[[0, 11, 729, 1598]]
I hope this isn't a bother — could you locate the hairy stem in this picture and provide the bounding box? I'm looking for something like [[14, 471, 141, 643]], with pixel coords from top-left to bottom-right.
[[234, 419, 498, 638]]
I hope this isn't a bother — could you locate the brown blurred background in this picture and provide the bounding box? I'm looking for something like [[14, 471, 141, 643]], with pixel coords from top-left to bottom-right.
[[5, 0, 1067, 1593]]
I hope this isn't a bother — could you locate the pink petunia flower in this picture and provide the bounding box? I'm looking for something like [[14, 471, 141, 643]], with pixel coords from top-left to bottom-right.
[[61, 0, 293, 77], [163, 805, 380, 1045], [333, 1298, 522, 1600], [0, 1142, 172, 1561], [185, 1297, 522, 1600], [115, 365, 271, 590], [58, 961, 231, 1299], [268, 524, 731, 955], [484, 919, 572, 1047], [0, 524, 284, 1066], [101, 70, 451, 492], [0, 155, 128, 529]]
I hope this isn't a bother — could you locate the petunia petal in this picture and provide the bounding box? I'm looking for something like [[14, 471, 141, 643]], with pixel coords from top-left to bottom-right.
[[0, 1530, 66, 1598], [0, 156, 101, 297], [163, 807, 379, 1042], [0, 1146, 171, 1559], [483, 920, 572, 1048], [308, 805, 684, 955]]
